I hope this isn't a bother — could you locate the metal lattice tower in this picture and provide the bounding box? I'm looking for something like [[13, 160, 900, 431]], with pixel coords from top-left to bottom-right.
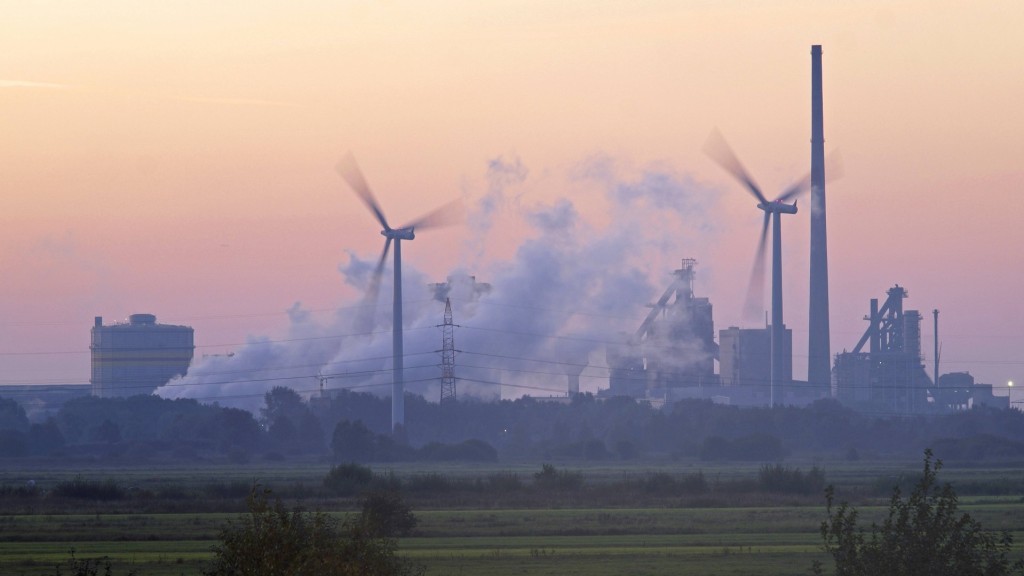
[[439, 298, 457, 404]]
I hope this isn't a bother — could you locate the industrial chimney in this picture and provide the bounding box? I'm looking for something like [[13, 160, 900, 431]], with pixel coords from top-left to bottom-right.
[[807, 45, 832, 393]]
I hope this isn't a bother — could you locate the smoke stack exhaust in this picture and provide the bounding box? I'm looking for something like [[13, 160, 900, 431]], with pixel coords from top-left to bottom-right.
[[807, 45, 832, 392]]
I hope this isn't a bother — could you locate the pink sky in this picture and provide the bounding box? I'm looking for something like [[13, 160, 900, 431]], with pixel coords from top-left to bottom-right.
[[2, 1, 1023, 403]]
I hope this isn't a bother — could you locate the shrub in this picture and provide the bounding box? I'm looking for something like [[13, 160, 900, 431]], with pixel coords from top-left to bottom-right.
[[418, 439, 498, 462], [205, 486, 421, 576], [49, 549, 136, 576], [533, 464, 584, 491], [679, 471, 709, 494], [758, 464, 826, 495], [202, 481, 252, 500], [369, 470, 403, 493], [484, 471, 523, 492], [931, 434, 1024, 462], [51, 477, 125, 501], [615, 439, 638, 460], [323, 463, 374, 497], [625, 471, 707, 496], [700, 434, 787, 461], [0, 482, 39, 498], [813, 449, 1024, 576], [403, 473, 453, 494], [360, 490, 418, 538], [637, 472, 677, 495]]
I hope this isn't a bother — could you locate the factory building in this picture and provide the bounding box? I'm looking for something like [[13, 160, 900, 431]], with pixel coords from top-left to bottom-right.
[[606, 259, 718, 399], [718, 326, 792, 388], [832, 286, 932, 412], [932, 372, 1011, 411], [90, 314, 194, 398], [831, 285, 1014, 414], [832, 286, 932, 413]]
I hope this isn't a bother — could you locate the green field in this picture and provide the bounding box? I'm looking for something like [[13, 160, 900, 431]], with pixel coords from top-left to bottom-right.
[[1, 458, 1023, 575]]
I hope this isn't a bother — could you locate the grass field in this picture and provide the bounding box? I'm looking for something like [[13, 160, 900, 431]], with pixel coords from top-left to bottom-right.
[[1, 457, 1023, 575]]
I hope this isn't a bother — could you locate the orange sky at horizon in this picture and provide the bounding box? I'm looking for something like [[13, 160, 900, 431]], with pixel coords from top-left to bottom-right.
[[2, 1, 1023, 399]]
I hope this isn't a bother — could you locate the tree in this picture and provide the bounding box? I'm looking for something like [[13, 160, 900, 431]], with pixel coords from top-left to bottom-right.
[[332, 420, 377, 462], [359, 490, 418, 538], [205, 485, 421, 576], [0, 429, 28, 457], [814, 449, 1024, 576], [260, 386, 307, 428], [261, 386, 325, 454], [0, 397, 30, 433], [28, 419, 66, 455], [89, 419, 122, 444]]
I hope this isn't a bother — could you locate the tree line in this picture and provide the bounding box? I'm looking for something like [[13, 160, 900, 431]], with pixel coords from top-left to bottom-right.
[[1, 390, 1024, 463]]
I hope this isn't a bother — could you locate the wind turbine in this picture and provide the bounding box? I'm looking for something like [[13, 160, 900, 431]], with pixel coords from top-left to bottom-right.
[[337, 153, 461, 435], [704, 130, 810, 407]]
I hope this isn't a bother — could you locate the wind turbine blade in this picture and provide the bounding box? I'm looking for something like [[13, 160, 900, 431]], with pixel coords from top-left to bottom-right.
[[703, 128, 769, 205], [337, 152, 391, 231], [402, 199, 465, 231], [776, 173, 812, 202], [742, 211, 771, 320], [355, 238, 392, 334]]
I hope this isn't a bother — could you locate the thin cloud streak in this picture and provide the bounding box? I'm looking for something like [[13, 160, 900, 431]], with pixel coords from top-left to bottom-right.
[[174, 96, 298, 108], [0, 80, 71, 89]]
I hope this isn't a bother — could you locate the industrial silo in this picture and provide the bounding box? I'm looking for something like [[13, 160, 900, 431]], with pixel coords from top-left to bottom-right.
[[90, 314, 194, 398]]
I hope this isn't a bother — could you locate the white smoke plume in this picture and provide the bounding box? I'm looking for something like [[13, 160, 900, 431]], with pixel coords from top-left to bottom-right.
[[156, 156, 718, 413]]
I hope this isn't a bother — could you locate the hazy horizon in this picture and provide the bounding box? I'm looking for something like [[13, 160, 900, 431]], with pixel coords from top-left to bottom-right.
[[2, 1, 1022, 407]]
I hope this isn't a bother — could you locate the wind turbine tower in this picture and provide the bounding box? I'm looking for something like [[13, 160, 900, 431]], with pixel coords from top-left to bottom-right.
[[807, 45, 832, 392], [337, 153, 461, 435], [705, 131, 810, 407]]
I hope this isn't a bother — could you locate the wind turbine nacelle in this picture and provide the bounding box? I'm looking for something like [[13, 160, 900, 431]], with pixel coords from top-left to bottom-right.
[[383, 228, 416, 240], [759, 201, 799, 215]]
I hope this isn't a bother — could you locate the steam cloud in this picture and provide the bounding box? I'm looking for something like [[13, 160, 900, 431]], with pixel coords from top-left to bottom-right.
[[156, 155, 717, 413]]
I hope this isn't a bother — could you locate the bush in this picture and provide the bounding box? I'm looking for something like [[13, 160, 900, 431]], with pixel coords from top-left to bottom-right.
[[202, 481, 252, 500], [625, 471, 708, 496], [700, 434, 787, 461], [814, 449, 1024, 576], [417, 439, 498, 462], [359, 490, 418, 538], [368, 470, 403, 493], [403, 473, 454, 494], [533, 464, 584, 491], [637, 472, 676, 495], [0, 482, 40, 498], [49, 549, 136, 576], [679, 471, 709, 494], [323, 463, 374, 497], [52, 477, 125, 501], [931, 434, 1024, 462], [205, 486, 421, 576], [758, 464, 826, 495], [614, 439, 638, 460], [484, 471, 523, 492]]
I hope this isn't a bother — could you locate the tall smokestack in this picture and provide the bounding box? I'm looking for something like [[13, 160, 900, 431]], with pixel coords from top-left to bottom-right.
[[807, 45, 832, 393], [933, 309, 940, 386]]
